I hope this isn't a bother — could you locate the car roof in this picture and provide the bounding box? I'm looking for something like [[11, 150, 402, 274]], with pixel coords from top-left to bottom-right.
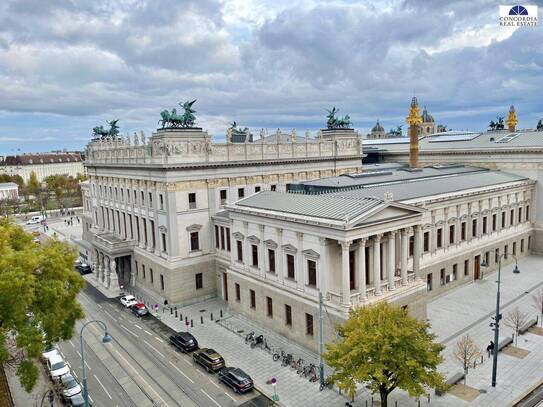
[[123, 295, 135, 300], [178, 332, 194, 339], [230, 368, 250, 380], [135, 303, 146, 308], [49, 354, 64, 364], [202, 348, 220, 357], [62, 373, 75, 382]]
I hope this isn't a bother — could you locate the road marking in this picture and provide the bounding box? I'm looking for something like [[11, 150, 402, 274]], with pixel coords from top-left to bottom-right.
[[89, 395, 94, 404], [104, 310, 115, 320], [209, 379, 222, 391], [182, 358, 191, 366], [155, 336, 164, 343], [143, 329, 152, 336], [168, 361, 194, 384], [223, 391, 236, 402], [72, 370, 78, 379], [69, 340, 75, 348], [94, 374, 112, 399], [144, 340, 165, 358], [196, 370, 206, 378], [201, 389, 222, 407], [97, 304, 103, 309], [134, 324, 143, 330], [120, 324, 139, 338], [59, 350, 65, 358]]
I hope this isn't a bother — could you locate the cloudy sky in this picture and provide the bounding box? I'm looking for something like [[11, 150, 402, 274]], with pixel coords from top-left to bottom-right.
[[0, 0, 542, 154]]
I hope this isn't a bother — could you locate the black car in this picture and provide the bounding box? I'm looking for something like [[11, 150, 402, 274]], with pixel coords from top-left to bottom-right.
[[169, 332, 198, 353], [218, 367, 254, 393], [130, 303, 149, 317], [75, 263, 92, 275], [192, 348, 225, 372]]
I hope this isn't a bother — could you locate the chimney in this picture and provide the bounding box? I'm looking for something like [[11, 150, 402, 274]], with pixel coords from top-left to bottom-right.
[[507, 105, 518, 132], [406, 97, 423, 168]]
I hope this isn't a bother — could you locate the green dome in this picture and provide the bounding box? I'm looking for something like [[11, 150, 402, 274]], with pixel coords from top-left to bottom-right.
[[372, 120, 384, 132], [421, 107, 434, 123]]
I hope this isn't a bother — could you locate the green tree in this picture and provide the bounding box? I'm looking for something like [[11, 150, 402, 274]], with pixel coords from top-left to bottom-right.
[[0, 220, 85, 391], [28, 171, 40, 197], [323, 302, 446, 407]]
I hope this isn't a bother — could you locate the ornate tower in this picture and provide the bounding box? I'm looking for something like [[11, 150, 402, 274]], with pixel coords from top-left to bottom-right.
[[406, 97, 423, 168], [507, 105, 518, 132]]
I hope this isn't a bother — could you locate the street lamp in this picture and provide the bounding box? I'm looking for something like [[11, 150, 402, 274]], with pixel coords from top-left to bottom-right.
[[481, 253, 519, 387], [80, 320, 112, 407]]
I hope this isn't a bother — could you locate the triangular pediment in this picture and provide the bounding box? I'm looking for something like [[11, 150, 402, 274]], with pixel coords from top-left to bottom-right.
[[347, 201, 423, 228]]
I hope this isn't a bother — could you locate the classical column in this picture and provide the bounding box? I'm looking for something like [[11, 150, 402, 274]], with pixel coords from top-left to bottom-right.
[[276, 228, 284, 281], [341, 241, 351, 305], [102, 256, 109, 286], [319, 237, 328, 294], [109, 258, 118, 290], [387, 231, 396, 291], [95, 251, 102, 282], [443, 208, 449, 249], [373, 235, 382, 295], [260, 225, 266, 278], [401, 228, 409, 285], [296, 232, 304, 290], [413, 225, 422, 280], [357, 239, 367, 300]]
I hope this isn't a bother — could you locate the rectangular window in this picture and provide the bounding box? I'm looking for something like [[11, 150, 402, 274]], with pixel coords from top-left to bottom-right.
[[120, 188, 124, 201], [495, 248, 499, 263], [128, 214, 133, 239], [215, 226, 220, 248], [461, 222, 466, 240], [220, 227, 225, 250], [440, 268, 445, 285], [160, 274, 164, 291], [472, 219, 477, 236], [268, 249, 276, 273], [485, 251, 490, 266], [251, 244, 259, 267], [427, 273, 432, 291], [150, 268, 154, 284], [464, 259, 469, 276], [452, 264, 457, 281], [423, 232, 429, 252], [504, 245, 508, 259], [521, 238, 525, 253], [449, 225, 455, 245], [436, 228, 443, 248], [226, 228, 231, 252], [482, 217, 487, 234], [238, 187, 245, 199], [502, 212, 506, 228], [142, 264, 146, 279], [150, 220, 156, 248], [409, 235, 414, 257], [270, 185, 277, 192], [513, 241, 517, 256], [143, 217, 148, 245], [255, 186, 261, 193], [305, 313, 314, 336], [220, 189, 227, 205], [148, 192, 153, 207], [141, 190, 144, 204], [307, 259, 317, 287], [127, 189, 130, 203], [510, 209, 514, 225], [161, 233, 167, 253], [188, 192, 196, 209], [285, 305, 292, 326], [159, 194, 164, 210], [266, 296, 273, 318], [286, 254, 295, 279], [190, 232, 199, 251], [195, 273, 203, 290], [250, 289, 256, 309], [526, 205, 530, 221], [237, 241, 243, 262], [135, 215, 140, 241], [492, 214, 497, 231], [235, 283, 241, 301], [518, 207, 522, 223]]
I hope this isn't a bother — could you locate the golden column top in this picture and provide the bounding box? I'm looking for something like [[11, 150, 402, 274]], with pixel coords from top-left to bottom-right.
[[507, 105, 518, 129], [406, 97, 423, 126]]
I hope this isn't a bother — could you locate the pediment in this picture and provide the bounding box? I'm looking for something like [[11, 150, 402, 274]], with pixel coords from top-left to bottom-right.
[[348, 201, 424, 228], [282, 243, 298, 253], [302, 249, 320, 259], [232, 231, 244, 240], [247, 235, 260, 244]]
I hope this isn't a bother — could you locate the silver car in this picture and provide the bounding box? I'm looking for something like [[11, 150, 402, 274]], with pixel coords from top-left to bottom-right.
[[61, 373, 82, 399]]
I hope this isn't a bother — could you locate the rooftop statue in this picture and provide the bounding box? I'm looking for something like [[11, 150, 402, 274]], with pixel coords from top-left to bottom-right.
[[537, 119, 543, 131], [389, 125, 403, 137], [92, 119, 120, 140], [158, 100, 197, 128], [326, 107, 352, 129]]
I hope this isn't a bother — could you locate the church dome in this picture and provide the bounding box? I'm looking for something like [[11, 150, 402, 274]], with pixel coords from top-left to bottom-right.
[[421, 106, 434, 123], [372, 120, 384, 132]]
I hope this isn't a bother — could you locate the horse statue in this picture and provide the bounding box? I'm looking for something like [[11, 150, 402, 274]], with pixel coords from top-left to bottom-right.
[[92, 119, 120, 140], [326, 107, 351, 129], [159, 100, 197, 128], [488, 120, 496, 131], [537, 119, 543, 131], [179, 99, 197, 127], [496, 116, 505, 130]]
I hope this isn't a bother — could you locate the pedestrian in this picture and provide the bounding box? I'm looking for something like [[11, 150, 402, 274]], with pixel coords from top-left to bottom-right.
[[486, 340, 494, 357]]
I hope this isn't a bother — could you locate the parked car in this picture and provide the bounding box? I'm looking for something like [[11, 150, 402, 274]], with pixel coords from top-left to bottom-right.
[[60, 373, 82, 399], [41, 344, 59, 362], [26, 215, 45, 225], [120, 295, 137, 308], [65, 392, 91, 406], [46, 354, 69, 381], [192, 348, 225, 373], [75, 262, 92, 275], [169, 332, 198, 353], [218, 367, 254, 394], [130, 303, 149, 317]]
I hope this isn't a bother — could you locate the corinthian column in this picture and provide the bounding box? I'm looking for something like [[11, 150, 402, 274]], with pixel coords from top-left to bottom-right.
[[401, 228, 408, 285], [413, 225, 422, 280], [341, 241, 351, 305], [358, 239, 367, 300], [373, 235, 382, 295]]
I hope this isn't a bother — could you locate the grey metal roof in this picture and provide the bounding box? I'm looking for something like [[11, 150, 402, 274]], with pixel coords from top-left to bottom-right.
[[235, 191, 383, 221], [213, 211, 230, 219], [328, 170, 529, 202], [364, 129, 543, 152]]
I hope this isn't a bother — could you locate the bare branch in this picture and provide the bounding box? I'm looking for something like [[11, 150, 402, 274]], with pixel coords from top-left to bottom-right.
[[453, 335, 481, 385], [532, 289, 543, 327], [504, 307, 529, 345]]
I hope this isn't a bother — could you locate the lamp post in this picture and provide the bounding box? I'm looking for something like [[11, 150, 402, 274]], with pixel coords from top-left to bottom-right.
[[80, 320, 112, 407], [481, 254, 519, 387]]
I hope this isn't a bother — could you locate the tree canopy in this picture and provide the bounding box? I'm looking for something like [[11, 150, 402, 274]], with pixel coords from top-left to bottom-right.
[[0, 220, 84, 391], [323, 302, 445, 407]]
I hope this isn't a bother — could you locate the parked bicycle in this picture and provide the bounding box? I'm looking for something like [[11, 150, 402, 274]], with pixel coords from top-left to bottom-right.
[[245, 331, 255, 344], [272, 349, 283, 362], [250, 334, 264, 349], [281, 352, 293, 367]]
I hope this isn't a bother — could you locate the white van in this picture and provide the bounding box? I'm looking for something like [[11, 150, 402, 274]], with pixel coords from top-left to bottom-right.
[[47, 354, 69, 381], [26, 215, 45, 225]]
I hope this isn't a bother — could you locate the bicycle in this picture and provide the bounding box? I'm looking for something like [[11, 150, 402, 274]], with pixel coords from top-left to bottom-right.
[[263, 338, 272, 353], [273, 349, 283, 362], [281, 353, 293, 367], [245, 331, 255, 344], [250, 334, 264, 349], [291, 357, 303, 370]]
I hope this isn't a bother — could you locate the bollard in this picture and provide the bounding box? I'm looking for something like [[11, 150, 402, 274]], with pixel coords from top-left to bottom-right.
[[418, 400, 421, 407], [175, 310, 178, 318], [162, 307, 164, 313], [395, 402, 397, 407], [179, 314, 182, 321], [427, 393, 430, 403], [220, 309, 223, 318], [201, 316, 204, 324], [175, 306, 177, 312], [474, 360, 477, 369], [480, 355, 483, 364], [185, 316, 188, 323], [190, 319, 193, 327], [365, 401, 368, 407], [210, 312, 213, 321], [170, 308, 173, 315]]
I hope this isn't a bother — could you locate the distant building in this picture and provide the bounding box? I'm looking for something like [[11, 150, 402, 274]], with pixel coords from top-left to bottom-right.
[[0, 152, 84, 182], [0, 182, 18, 201], [419, 106, 436, 136], [367, 120, 386, 139]]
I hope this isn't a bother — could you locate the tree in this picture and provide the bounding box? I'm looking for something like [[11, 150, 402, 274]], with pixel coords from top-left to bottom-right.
[[532, 289, 543, 327], [323, 302, 446, 407], [0, 219, 85, 392], [28, 171, 40, 198], [453, 335, 481, 385], [504, 307, 528, 345]]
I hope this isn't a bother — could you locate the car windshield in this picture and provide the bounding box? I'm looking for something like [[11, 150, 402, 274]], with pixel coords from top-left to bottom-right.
[[51, 361, 65, 370], [65, 377, 78, 388]]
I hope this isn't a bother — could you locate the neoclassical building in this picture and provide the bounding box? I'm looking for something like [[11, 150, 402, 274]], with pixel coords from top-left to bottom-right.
[[0, 152, 84, 182]]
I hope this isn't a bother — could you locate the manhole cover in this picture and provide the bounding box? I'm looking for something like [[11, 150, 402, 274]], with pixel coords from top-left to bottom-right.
[[199, 309, 206, 313]]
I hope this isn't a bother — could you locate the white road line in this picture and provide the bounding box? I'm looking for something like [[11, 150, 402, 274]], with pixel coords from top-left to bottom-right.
[[120, 324, 139, 338], [155, 336, 164, 343], [94, 374, 112, 399], [97, 304, 103, 309], [143, 329, 152, 336], [114, 350, 169, 407], [168, 361, 194, 384], [209, 379, 222, 391], [76, 351, 82, 358], [134, 324, 143, 330], [182, 358, 191, 366], [223, 391, 236, 402], [201, 389, 222, 407], [59, 350, 65, 358], [69, 340, 75, 348], [144, 340, 165, 358], [72, 370, 78, 379], [89, 395, 94, 404], [196, 370, 206, 378], [104, 310, 115, 320], [75, 351, 91, 371]]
